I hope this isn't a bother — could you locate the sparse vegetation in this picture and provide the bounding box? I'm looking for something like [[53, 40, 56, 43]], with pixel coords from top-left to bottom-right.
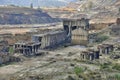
[[96, 35, 109, 43], [0, 0, 120, 80], [112, 64, 120, 71], [9, 47, 14, 54], [114, 74, 120, 80], [100, 63, 110, 69], [74, 66, 84, 75], [108, 74, 120, 80]]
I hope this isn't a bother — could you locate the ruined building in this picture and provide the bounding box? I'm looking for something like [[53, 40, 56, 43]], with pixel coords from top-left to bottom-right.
[[32, 31, 67, 49], [63, 18, 89, 45], [14, 41, 41, 56], [80, 49, 99, 61], [98, 44, 114, 55], [0, 40, 21, 64], [0, 52, 10, 64], [14, 31, 67, 55], [14, 18, 89, 55], [0, 40, 10, 64], [0, 40, 9, 52]]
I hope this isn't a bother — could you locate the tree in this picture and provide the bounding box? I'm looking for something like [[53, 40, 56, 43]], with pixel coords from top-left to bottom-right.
[[30, 3, 33, 8]]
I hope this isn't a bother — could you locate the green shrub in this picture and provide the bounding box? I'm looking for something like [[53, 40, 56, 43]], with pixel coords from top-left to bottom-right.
[[114, 74, 120, 80], [74, 66, 84, 75], [112, 64, 120, 71], [100, 63, 109, 69], [96, 35, 109, 43], [9, 47, 14, 54]]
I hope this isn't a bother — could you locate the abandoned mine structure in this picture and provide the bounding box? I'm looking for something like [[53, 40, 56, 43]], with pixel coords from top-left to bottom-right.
[[14, 18, 90, 55]]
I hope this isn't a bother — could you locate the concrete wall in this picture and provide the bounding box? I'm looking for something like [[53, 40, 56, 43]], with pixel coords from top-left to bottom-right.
[[41, 31, 66, 49], [32, 31, 67, 49]]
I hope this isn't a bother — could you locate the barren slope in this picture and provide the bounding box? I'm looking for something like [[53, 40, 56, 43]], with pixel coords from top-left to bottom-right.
[[0, 6, 60, 24]]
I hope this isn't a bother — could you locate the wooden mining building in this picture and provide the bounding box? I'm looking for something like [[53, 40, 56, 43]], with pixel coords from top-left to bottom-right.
[[32, 30, 67, 49], [80, 49, 99, 61], [14, 18, 89, 55], [98, 44, 114, 55], [63, 18, 89, 45]]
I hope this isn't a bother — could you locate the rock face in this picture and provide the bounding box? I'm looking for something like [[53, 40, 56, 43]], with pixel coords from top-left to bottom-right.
[[67, 0, 120, 10], [0, 7, 60, 24]]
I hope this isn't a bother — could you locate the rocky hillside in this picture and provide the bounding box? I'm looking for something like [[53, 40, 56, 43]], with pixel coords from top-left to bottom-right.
[[66, 0, 120, 19], [0, 6, 60, 24], [67, 0, 120, 10]]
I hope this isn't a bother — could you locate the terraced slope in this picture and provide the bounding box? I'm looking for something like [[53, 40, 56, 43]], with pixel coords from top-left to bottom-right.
[[67, 0, 119, 10], [0, 6, 60, 24], [65, 0, 120, 19]]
